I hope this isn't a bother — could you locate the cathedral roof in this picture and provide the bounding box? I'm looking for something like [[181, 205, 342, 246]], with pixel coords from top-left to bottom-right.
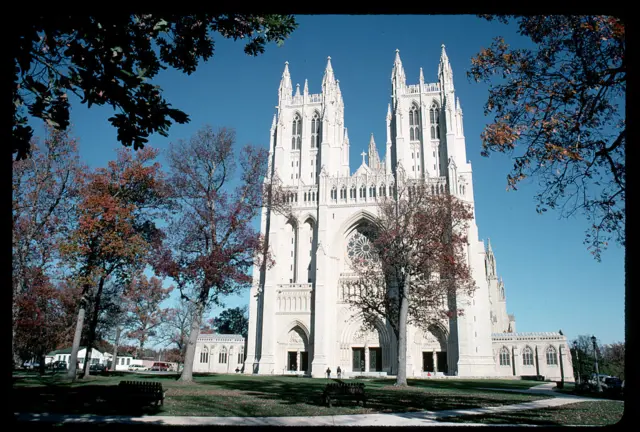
[[491, 332, 566, 341]]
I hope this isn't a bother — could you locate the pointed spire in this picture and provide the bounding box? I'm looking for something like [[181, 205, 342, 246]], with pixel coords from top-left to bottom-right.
[[387, 103, 392, 120], [487, 238, 493, 253], [278, 61, 292, 101], [392, 49, 406, 89], [438, 44, 454, 92], [271, 113, 277, 129], [368, 133, 381, 170], [344, 128, 349, 143], [456, 96, 461, 111], [336, 79, 342, 97], [419, 67, 424, 84], [303, 79, 309, 95], [369, 133, 375, 146], [295, 83, 300, 97], [322, 56, 335, 91]]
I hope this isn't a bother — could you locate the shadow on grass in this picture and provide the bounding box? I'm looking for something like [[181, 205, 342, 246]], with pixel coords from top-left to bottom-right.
[[199, 376, 545, 414], [12, 384, 165, 417]]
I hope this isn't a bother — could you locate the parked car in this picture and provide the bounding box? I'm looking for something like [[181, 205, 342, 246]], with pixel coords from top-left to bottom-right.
[[128, 364, 148, 372], [603, 377, 623, 393], [150, 362, 171, 371], [22, 361, 40, 370], [89, 363, 107, 374]]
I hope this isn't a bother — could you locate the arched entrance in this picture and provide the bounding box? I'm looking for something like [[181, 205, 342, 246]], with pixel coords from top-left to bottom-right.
[[340, 316, 391, 375], [277, 322, 310, 374], [414, 324, 448, 375]]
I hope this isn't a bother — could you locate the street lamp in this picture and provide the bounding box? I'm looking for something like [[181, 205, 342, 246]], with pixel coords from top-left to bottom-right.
[[591, 335, 602, 393], [573, 341, 581, 385]]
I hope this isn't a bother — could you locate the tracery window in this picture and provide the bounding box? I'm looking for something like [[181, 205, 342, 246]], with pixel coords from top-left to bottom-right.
[[219, 346, 228, 364], [200, 349, 209, 363], [430, 103, 440, 140], [331, 187, 337, 200], [409, 104, 420, 141], [311, 112, 321, 148], [522, 346, 534, 366], [546, 346, 558, 365], [499, 346, 510, 366], [347, 231, 379, 265], [292, 113, 302, 150]]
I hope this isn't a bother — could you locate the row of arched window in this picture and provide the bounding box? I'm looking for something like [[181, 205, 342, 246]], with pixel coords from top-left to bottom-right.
[[499, 345, 558, 367], [291, 113, 322, 150], [199, 346, 244, 364], [330, 184, 394, 201]]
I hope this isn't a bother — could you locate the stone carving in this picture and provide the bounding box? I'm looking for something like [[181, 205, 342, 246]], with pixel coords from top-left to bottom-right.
[[346, 231, 379, 264], [289, 331, 303, 344]]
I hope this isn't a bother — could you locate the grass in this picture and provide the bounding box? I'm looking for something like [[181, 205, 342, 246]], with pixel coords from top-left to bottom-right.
[[443, 400, 625, 426], [13, 372, 550, 418]]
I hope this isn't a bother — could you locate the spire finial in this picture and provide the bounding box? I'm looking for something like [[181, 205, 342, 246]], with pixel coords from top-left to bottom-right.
[[361, 151, 367, 165]]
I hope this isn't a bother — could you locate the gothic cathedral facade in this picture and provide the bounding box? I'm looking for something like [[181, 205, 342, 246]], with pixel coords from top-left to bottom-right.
[[244, 47, 574, 381]]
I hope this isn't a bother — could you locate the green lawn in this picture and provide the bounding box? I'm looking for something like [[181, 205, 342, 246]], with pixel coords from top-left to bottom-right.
[[443, 400, 625, 426], [13, 372, 549, 418]]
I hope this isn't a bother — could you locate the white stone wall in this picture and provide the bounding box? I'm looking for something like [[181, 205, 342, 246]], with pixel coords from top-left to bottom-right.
[[492, 333, 575, 382], [194, 334, 246, 374]]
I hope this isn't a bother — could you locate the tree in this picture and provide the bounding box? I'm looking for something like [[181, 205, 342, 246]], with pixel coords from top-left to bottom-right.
[[12, 127, 81, 365], [600, 342, 624, 380], [123, 274, 173, 359], [13, 14, 298, 160], [13, 268, 67, 373], [214, 306, 248, 337], [342, 178, 476, 386], [156, 125, 288, 382], [469, 15, 625, 261], [60, 146, 168, 379]]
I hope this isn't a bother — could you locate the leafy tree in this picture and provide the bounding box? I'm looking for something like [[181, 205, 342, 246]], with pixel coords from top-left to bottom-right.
[[13, 14, 297, 160], [469, 15, 625, 261], [343, 178, 476, 386], [600, 342, 624, 379], [12, 127, 81, 365], [123, 274, 173, 359], [13, 268, 67, 374], [156, 125, 289, 382], [214, 306, 249, 338], [60, 146, 168, 379]]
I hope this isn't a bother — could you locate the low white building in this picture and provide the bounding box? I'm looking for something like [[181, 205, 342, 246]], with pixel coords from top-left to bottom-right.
[[193, 333, 246, 374], [103, 352, 136, 371], [47, 347, 109, 369]]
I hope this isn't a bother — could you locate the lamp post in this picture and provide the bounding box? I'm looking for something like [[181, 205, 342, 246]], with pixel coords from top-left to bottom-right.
[[573, 341, 581, 385], [591, 335, 602, 393]]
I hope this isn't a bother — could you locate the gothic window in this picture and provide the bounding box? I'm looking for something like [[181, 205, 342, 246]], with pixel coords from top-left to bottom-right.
[[409, 104, 420, 142], [331, 187, 337, 200], [340, 186, 347, 199], [200, 349, 209, 363], [292, 113, 302, 150], [347, 231, 379, 265], [219, 346, 228, 364], [430, 102, 440, 140], [350, 186, 356, 199], [522, 346, 534, 366], [369, 185, 376, 198], [546, 346, 558, 365], [238, 346, 244, 364], [360, 185, 366, 198], [379, 183, 386, 197], [499, 346, 510, 366], [311, 112, 321, 148]]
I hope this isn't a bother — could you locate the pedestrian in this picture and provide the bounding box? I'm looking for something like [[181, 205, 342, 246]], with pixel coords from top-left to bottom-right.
[[337, 366, 342, 378], [326, 367, 331, 378]]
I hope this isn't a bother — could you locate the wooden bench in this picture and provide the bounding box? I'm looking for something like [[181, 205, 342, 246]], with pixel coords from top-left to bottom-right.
[[118, 380, 166, 406], [322, 380, 367, 407]]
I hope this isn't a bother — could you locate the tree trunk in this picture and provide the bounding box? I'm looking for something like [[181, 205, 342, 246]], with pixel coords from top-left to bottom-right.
[[67, 290, 90, 380], [179, 300, 205, 382], [38, 354, 46, 375], [83, 275, 105, 378], [111, 327, 121, 371], [395, 291, 409, 386]]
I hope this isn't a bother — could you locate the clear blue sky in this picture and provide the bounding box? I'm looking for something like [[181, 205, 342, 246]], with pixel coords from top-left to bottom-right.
[[29, 15, 625, 346]]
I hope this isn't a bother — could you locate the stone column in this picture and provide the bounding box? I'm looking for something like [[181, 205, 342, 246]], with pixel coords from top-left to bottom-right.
[[512, 346, 519, 377], [364, 344, 370, 373], [297, 350, 301, 372], [433, 350, 438, 374]]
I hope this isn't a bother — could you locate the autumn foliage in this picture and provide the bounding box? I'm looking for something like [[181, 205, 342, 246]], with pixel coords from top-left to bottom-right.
[[469, 15, 625, 260]]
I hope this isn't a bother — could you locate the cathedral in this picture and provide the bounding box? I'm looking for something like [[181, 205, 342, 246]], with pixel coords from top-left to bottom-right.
[[244, 47, 574, 381]]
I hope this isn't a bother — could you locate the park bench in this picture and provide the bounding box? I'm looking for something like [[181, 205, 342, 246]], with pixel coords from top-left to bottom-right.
[[322, 380, 367, 407], [118, 380, 166, 406]]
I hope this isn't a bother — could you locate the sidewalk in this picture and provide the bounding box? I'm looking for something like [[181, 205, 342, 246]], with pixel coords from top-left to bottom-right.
[[15, 388, 612, 427]]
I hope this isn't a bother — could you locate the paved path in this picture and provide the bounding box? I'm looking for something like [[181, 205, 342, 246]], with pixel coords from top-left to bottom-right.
[[15, 383, 622, 426]]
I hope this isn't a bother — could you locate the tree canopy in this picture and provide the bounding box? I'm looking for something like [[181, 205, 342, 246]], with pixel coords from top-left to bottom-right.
[[469, 15, 625, 260], [13, 14, 297, 160]]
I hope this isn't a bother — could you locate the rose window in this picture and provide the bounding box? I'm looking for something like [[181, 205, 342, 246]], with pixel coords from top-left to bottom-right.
[[347, 231, 379, 264]]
